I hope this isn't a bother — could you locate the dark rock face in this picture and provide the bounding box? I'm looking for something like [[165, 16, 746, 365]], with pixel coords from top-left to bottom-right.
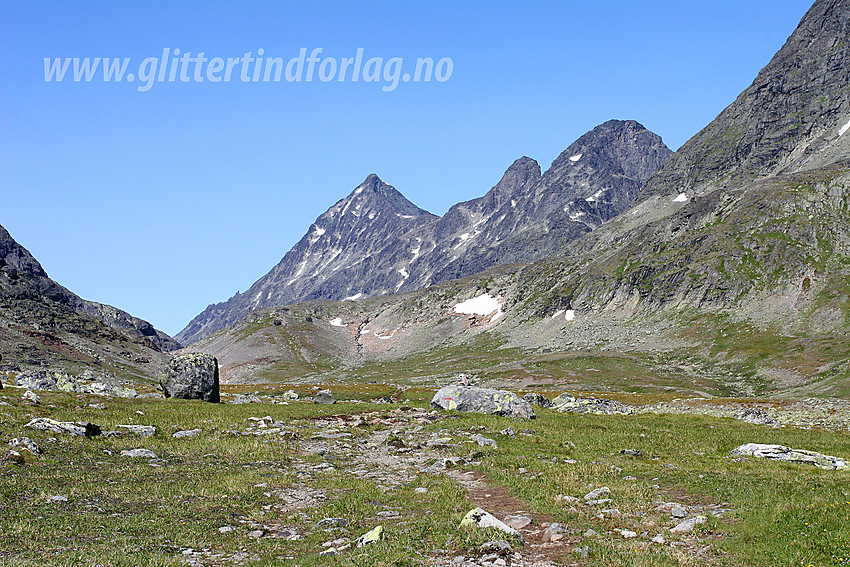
[[430, 385, 535, 419], [640, 0, 850, 200], [178, 120, 672, 345], [160, 353, 220, 403], [0, 223, 180, 372]]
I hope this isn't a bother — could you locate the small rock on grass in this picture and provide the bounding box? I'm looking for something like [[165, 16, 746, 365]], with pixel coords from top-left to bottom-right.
[[583, 486, 610, 500], [355, 525, 383, 547], [120, 448, 158, 459], [173, 429, 202, 438], [670, 516, 707, 533], [9, 437, 41, 455], [116, 425, 156, 437]]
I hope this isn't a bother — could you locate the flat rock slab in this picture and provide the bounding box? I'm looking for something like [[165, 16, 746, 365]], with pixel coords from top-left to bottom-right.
[[121, 448, 159, 459], [116, 425, 156, 437], [431, 385, 535, 419], [25, 417, 101, 438], [731, 443, 847, 470], [552, 393, 633, 415]]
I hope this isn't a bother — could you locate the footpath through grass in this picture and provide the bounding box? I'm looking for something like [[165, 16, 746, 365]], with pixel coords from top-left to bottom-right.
[[0, 387, 849, 566]]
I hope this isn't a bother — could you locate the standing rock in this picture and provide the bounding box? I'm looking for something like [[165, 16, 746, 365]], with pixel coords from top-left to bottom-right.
[[431, 385, 535, 419], [160, 353, 220, 403], [313, 390, 336, 404]]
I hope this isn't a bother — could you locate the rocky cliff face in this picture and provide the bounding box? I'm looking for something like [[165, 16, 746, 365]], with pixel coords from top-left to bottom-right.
[[639, 0, 850, 201], [0, 224, 179, 376], [177, 120, 672, 345]]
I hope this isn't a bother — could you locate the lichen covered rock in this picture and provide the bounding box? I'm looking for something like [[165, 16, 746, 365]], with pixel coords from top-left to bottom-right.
[[431, 385, 535, 419], [552, 393, 633, 415], [731, 443, 847, 470], [160, 353, 220, 403]]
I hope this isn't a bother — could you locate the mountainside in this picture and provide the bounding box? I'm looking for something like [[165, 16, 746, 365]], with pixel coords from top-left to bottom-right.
[[177, 120, 671, 345], [189, 0, 850, 398], [0, 224, 179, 379]]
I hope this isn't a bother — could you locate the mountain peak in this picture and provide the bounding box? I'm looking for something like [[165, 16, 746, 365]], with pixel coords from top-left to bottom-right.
[[640, 0, 850, 199]]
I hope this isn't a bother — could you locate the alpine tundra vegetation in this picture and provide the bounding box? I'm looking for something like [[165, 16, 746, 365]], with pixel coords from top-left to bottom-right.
[[3, 0, 850, 566]]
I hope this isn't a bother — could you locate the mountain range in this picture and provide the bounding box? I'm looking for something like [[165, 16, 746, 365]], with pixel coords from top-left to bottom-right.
[[176, 119, 672, 345], [184, 0, 850, 397]]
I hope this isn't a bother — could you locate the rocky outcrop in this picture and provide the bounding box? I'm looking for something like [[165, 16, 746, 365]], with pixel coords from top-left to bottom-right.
[[431, 385, 535, 419], [25, 417, 101, 438], [160, 353, 220, 403], [552, 393, 633, 415], [731, 443, 847, 470]]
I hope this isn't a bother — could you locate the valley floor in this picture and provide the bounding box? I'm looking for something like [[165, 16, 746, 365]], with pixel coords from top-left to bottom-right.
[[1, 385, 849, 566]]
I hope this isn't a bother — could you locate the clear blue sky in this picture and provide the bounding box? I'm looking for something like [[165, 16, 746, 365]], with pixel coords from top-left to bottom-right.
[[0, 0, 813, 337]]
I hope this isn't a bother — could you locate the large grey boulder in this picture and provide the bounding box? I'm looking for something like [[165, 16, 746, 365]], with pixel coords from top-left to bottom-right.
[[160, 353, 220, 403], [431, 385, 535, 419], [313, 389, 336, 404], [731, 443, 847, 470]]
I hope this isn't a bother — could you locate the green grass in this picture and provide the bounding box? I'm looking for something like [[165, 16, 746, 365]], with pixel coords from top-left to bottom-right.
[[2, 388, 849, 566]]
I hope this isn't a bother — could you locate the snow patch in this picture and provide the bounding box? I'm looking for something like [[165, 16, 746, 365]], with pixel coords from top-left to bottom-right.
[[459, 232, 472, 241], [673, 193, 688, 203], [565, 309, 575, 321], [353, 185, 364, 195], [490, 309, 504, 323], [511, 199, 517, 208], [454, 293, 501, 316], [397, 214, 415, 219], [344, 293, 363, 301], [585, 189, 606, 202], [329, 317, 346, 327], [839, 117, 850, 137], [551, 309, 565, 319], [569, 153, 583, 162]]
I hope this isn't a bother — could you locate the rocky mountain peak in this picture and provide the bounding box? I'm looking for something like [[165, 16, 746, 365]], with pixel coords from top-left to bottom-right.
[[640, 0, 850, 200]]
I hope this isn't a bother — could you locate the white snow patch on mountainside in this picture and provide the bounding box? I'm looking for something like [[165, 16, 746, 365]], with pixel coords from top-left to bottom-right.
[[569, 153, 582, 162], [329, 317, 346, 327], [673, 193, 689, 203], [344, 293, 363, 301], [565, 309, 575, 321], [454, 293, 501, 316], [840, 117, 850, 137]]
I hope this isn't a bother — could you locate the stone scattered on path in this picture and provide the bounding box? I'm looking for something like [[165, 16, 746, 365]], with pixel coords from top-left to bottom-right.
[[460, 508, 525, 544], [160, 353, 220, 403], [25, 417, 101, 438], [731, 443, 847, 470], [670, 516, 707, 533], [431, 386, 535, 419], [313, 390, 336, 404]]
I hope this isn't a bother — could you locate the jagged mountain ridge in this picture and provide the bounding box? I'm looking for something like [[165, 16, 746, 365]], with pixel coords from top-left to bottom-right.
[[177, 120, 672, 345], [189, 0, 850, 396], [0, 223, 179, 376]]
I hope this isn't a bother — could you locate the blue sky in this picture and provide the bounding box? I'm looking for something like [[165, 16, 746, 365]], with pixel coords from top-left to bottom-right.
[[0, 0, 813, 337]]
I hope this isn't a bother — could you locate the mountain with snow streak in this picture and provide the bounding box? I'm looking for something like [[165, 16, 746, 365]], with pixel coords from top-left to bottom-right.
[[176, 120, 672, 345]]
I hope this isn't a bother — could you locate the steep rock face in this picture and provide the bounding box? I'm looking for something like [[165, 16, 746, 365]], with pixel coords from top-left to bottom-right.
[[0, 223, 179, 373], [177, 120, 671, 345], [640, 0, 850, 200]]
